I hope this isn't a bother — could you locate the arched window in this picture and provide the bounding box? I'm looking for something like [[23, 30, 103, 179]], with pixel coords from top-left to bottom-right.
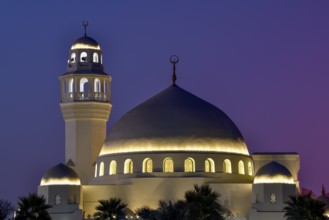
[[142, 158, 153, 173], [184, 157, 195, 172], [238, 160, 245, 175], [223, 159, 232, 173], [248, 162, 253, 176], [205, 158, 215, 173], [80, 78, 88, 92], [68, 78, 74, 93], [109, 160, 117, 175], [94, 164, 98, 177], [163, 158, 174, 173], [70, 53, 76, 63], [80, 52, 87, 62], [94, 78, 101, 93], [99, 162, 104, 176], [270, 193, 276, 204], [93, 52, 99, 63], [101, 54, 103, 64], [124, 159, 133, 174]]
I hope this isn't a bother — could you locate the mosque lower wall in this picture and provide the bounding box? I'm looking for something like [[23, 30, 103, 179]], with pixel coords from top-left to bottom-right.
[[82, 177, 252, 218]]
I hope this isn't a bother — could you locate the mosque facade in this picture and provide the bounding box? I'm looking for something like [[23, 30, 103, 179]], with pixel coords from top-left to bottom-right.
[[37, 29, 301, 220]]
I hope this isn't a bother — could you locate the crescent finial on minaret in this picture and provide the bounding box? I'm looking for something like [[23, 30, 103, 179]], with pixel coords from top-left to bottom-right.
[[170, 55, 179, 86]]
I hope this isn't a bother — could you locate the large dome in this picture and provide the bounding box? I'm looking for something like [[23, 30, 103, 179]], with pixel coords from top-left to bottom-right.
[[100, 85, 249, 156]]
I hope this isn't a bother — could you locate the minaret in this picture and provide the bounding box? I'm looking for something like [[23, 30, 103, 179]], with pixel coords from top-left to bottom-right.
[[59, 23, 112, 184]]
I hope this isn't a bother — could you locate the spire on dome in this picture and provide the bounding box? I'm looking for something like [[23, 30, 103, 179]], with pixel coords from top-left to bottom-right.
[[83, 21, 88, 37], [170, 55, 179, 86]]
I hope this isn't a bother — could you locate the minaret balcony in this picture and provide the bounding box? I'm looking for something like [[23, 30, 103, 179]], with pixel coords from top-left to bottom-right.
[[62, 92, 110, 102]]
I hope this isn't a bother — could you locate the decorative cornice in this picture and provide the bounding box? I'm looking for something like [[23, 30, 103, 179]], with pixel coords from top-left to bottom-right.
[[60, 102, 112, 120]]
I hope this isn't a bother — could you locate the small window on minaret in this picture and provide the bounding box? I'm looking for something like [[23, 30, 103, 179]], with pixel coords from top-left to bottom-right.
[[270, 193, 276, 204], [80, 52, 87, 62], [93, 53, 99, 63], [70, 53, 76, 63]]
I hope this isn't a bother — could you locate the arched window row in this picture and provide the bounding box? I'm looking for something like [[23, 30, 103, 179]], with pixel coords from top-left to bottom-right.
[[94, 158, 254, 177], [64, 78, 109, 93], [69, 52, 102, 64], [61, 77, 110, 102]]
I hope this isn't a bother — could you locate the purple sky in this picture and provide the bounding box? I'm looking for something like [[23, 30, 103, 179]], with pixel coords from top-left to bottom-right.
[[1, 1, 329, 204]]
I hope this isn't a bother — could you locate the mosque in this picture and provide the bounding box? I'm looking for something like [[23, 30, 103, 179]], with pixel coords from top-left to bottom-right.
[[37, 26, 302, 220]]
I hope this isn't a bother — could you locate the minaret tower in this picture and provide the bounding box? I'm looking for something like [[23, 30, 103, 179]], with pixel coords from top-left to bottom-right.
[[59, 22, 112, 184]]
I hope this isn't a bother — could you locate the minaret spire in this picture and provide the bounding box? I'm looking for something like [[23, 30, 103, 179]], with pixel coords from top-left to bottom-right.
[[83, 21, 89, 37], [170, 55, 179, 86]]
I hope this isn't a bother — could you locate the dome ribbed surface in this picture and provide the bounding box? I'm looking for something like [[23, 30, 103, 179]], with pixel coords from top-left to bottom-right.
[[100, 85, 249, 156]]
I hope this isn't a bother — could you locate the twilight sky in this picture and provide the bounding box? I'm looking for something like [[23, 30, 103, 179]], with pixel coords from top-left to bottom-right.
[[1, 1, 329, 203]]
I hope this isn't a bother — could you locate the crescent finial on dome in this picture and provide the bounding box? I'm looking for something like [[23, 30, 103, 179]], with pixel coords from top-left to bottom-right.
[[170, 55, 179, 86]]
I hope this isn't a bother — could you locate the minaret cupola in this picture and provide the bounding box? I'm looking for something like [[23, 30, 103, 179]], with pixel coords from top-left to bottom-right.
[[67, 23, 104, 74]]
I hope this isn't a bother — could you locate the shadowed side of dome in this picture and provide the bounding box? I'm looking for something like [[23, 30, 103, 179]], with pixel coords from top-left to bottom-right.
[[254, 161, 294, 184], [41, 163, 81, 186], [100, 85, 249, 156]]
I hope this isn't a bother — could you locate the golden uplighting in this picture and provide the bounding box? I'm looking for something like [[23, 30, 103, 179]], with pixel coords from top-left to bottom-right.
[[254, 174, 294, 184], [40, 178, 81, 186], [71, 43, 101, 50], [100, 137, 249, 156]]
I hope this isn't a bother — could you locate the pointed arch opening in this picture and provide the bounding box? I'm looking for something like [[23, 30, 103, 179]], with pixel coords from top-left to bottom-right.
[[238, 160, 245, 175], [163, 158, 174, 173], [99, 162, 105, 176], [109, 160, 117, 175], [223, 159, 232, 173], [205, 158, 215, 173], [124, 159, 133, 174], [184, 157, 195, 172], [142, 158, 153, 173]]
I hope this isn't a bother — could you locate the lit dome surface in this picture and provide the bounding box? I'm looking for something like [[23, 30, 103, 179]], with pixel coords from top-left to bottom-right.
[[254, 161, 294, 184], [100, 85, 249, 156], [40, 163, 81, 186], [71, 36, 100, 50]]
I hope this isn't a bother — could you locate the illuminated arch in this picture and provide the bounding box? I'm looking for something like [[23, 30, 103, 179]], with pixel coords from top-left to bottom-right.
[[68, 78, 74, 93], [238, 160, 245, 175], [94, 78, 101, 93], [109, 160, 117, 175], [99, 162, 104, 176], [184, 157, 195, 172], [70, 53, 76, 63], [163, 158, 174, 173], [205, 158, 215, 173], [80, 52, 87, 62], [248, 161, 253, 176], [80, 78, 88, 92], [223, 159, 232, 173], [93, 52, 99, 63], [124, 159, 133, 174], [142, 158, 153, 173], [94, 164, 98, 177]]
